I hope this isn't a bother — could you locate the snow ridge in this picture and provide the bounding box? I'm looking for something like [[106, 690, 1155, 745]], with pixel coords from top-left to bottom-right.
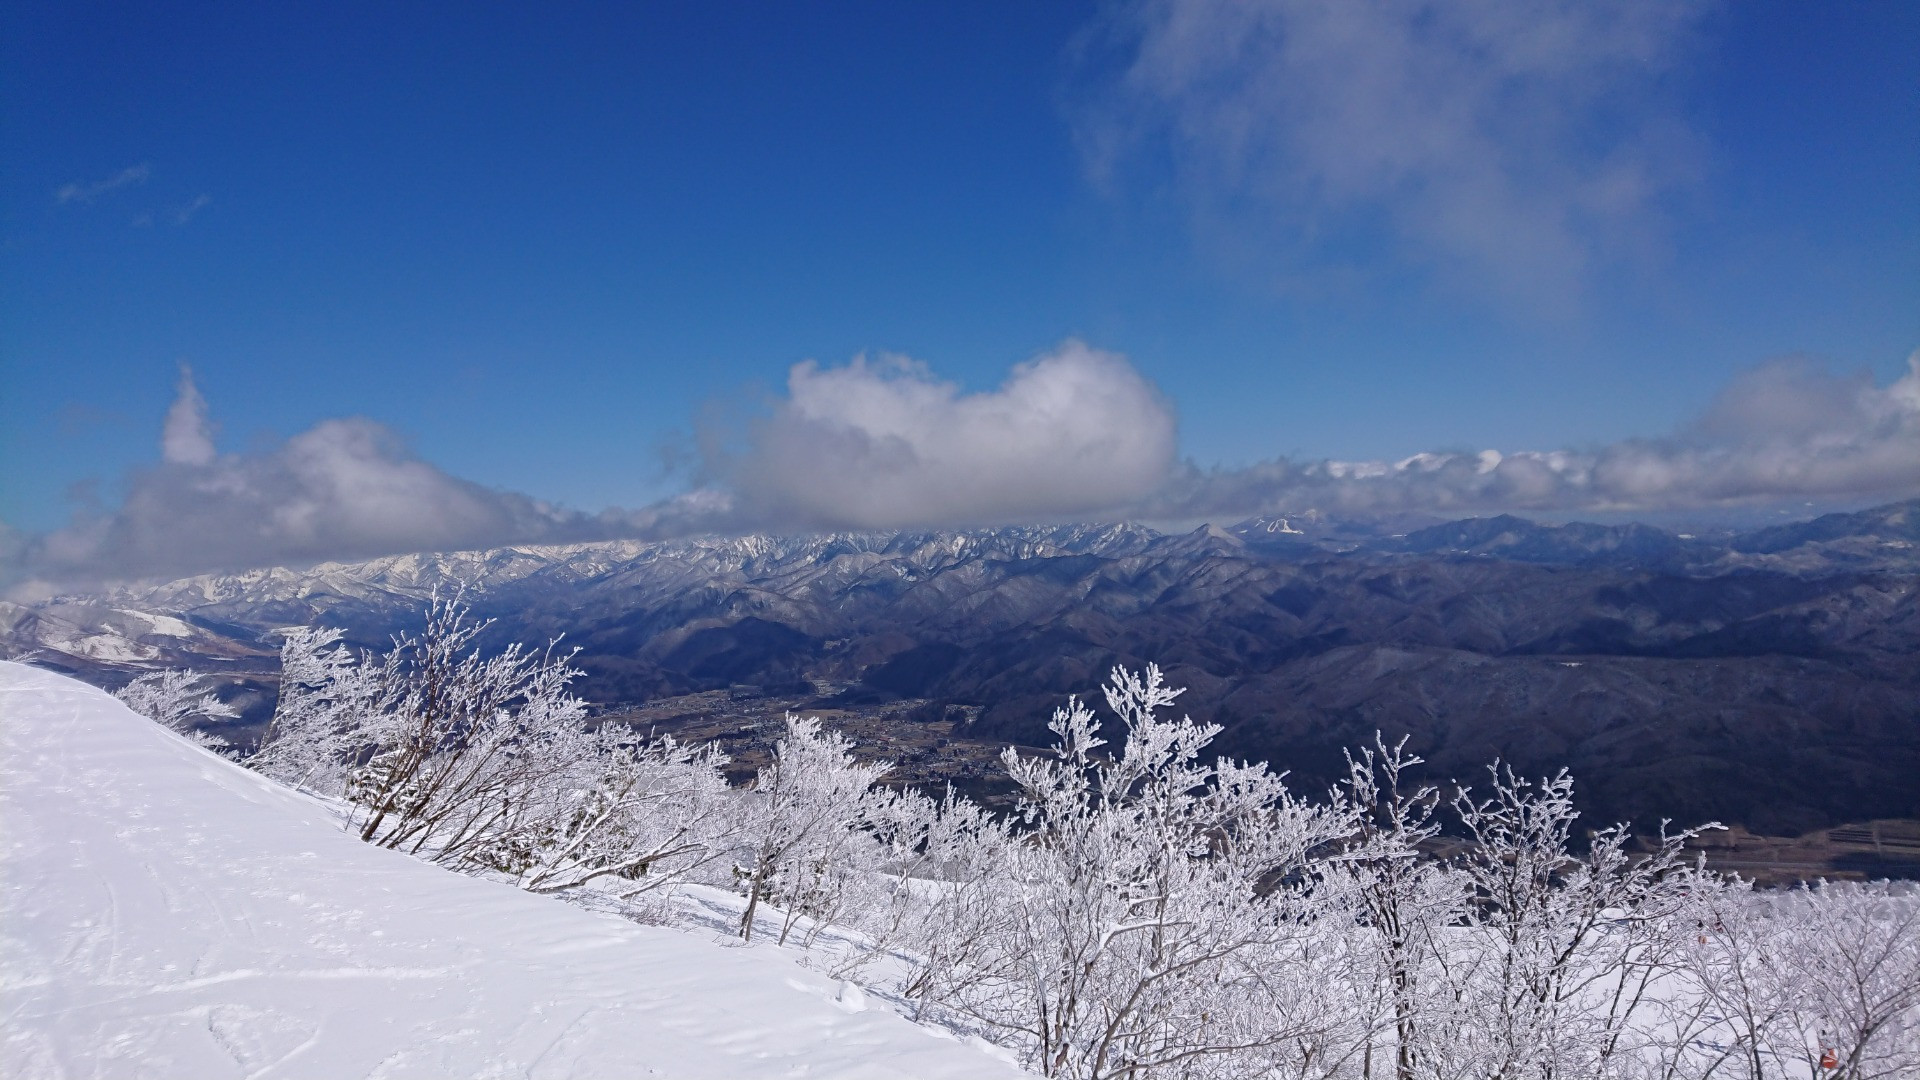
[[0, 661, 1025, 1079]]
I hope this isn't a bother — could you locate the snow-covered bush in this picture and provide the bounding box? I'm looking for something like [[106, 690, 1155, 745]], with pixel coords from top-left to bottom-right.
[[724, 714, 897, 944], [1681, 878, 1920, 1079], [1439, 766, 1716, 1077], [484, 730, 733, 895], [331, 597, 589, 863], [249, 595, 734, 898], [1322, 736, 1467, 1080], [249, 625, 381, 791], [115, 668, 239, 751], [908, 665, 1360, 1079], [887, 787, 1018, 1004]]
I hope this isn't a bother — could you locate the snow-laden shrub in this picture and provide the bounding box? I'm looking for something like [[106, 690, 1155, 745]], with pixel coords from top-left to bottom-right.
[[249, 624, 379, 792], [1681, 879, 1920, 1079], [249, 595, 734, 898], [481, 730, 733, 895], [115, 668, 239, 752], [894, 666, 1367, 1078], [721, 714, 898, 945]]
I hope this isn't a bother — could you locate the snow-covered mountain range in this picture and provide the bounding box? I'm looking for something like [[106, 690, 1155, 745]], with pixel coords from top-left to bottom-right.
[[6, 501, 1917, 842]]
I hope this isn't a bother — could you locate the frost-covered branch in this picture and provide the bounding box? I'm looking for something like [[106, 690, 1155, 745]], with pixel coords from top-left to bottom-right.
[[115, 668, 239, 752]]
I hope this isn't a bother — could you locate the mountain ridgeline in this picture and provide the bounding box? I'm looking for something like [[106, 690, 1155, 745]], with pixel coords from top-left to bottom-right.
[[8, 500, 1918, 839]]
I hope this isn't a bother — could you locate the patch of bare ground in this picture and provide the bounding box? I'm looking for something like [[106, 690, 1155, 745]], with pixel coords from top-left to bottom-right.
[[593, 686, 1031, 807], [1683, 818, 1920, 885]]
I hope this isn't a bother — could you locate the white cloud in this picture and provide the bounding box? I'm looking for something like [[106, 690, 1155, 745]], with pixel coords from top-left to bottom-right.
[[1150, 352, 1920, 520], [160, 366, 216, 466], [173, 194, 212, 225], [56, 164, 152, 205], [6, 347, 1174, 584], [720, 341, 1179, 530], [1075, 0, 1709, 307], [12, 377, 670, 586]]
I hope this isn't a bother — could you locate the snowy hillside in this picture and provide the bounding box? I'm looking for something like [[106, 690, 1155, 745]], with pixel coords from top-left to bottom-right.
[[0, 661, 1026, 1079]]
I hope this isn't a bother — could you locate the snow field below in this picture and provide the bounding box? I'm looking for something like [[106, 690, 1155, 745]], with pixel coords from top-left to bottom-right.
[[0, 662, 1027, 1078]]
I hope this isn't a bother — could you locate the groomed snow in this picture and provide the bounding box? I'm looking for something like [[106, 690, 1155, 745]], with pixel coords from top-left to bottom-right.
[[0, 662, 1026, 1078]]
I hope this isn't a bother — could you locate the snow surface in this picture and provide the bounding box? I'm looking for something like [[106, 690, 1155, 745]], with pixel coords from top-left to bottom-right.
[[0, 662, 1027, 1078]]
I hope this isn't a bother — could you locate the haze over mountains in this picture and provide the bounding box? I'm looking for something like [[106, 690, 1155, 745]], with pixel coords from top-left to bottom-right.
[[6, 500, 1916, 843]]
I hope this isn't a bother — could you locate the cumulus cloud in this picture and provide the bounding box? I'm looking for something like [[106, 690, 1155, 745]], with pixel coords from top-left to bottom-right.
[[1075, 0, 1708, 306], [716, 341, 1178, 530], [8, 376, 709, 588], [160, 366, 216, 466], [1148, 353, 1920, 521], [56, 163, 152, 205]]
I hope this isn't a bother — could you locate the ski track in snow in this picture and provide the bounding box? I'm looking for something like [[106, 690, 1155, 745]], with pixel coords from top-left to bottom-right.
[[0, 661, 1027, 1078]]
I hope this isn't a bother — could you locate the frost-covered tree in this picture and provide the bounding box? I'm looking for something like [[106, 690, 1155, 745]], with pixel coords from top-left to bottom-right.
[[1682, 879, 1920, 1079], [336, 597, 588, 862], [926, 665, 1357, 1079], [252, 597, 744, 898], [726, 714, 894, 944], [1326, 736, 1464, 1080], [889, 787, 1019, 1008], [249, 625, 382, 791], [1435, 765, 1718, 1079], [483, 729, 733, 896], [1768, 883, 1920, 1079], [249, 595, 592, 869], [115, 668, 240, 751], [1325, 742, 1732, 1080]]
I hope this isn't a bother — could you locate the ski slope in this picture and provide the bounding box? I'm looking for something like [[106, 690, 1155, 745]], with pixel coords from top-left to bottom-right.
[[0, 662, 1026, 1078]]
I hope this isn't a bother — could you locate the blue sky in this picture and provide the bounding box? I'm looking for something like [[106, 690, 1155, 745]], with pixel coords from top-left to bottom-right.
[[3, 1, 1917, 578]]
